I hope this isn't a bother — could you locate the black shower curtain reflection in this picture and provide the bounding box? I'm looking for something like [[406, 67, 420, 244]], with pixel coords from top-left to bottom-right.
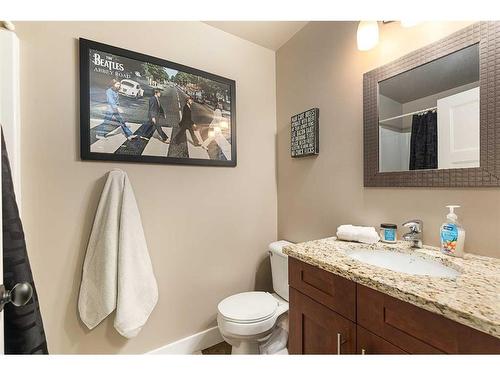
[[409, 110, 438, 170]]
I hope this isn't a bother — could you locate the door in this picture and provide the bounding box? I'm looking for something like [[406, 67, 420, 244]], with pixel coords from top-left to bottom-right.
[[289, 288, 356, 354], [0, 135, 3, 353], [0, 27, 21, 354], [437, 87, 480, 169]]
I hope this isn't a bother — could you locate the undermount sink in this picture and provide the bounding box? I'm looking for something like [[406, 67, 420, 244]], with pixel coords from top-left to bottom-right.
[[345, 249, 461, 278]]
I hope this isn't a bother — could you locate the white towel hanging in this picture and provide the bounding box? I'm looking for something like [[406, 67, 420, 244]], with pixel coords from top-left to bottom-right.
[[78, 169, 158, 338]]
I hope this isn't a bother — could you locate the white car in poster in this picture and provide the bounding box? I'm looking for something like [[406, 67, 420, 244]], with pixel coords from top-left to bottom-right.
[[119, 79, 144, 99]]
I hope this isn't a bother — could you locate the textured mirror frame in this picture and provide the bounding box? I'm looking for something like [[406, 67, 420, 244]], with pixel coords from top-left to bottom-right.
[[363, 22, 500, 187]]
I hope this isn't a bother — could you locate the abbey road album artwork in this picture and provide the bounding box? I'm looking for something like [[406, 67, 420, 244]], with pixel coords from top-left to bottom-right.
[[79, 38, 236, 166]]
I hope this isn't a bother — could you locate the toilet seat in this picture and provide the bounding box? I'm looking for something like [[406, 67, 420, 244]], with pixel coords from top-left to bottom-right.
[[217, 292, 278, 324], [216, 241, 291, 354], [217, 293, 289, 338]]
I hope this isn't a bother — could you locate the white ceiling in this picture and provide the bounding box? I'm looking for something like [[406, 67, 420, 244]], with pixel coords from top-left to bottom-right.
[[204, 21, 308, 51]]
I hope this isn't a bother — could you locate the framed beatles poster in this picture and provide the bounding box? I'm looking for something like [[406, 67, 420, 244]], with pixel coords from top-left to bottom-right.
[[79, 38, 236, 166]]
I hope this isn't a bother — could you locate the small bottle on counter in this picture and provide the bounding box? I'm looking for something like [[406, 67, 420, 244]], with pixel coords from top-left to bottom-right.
[[380, 223, 397, 243]]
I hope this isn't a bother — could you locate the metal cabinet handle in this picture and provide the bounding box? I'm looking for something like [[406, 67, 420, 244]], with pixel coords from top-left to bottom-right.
[[0, 283, 33, 312], [337, 333, 342, 355], [361, 348, 366, 355]]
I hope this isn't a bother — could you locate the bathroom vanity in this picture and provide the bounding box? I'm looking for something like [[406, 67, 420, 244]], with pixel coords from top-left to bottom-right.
[[284, 238, 500, 354]]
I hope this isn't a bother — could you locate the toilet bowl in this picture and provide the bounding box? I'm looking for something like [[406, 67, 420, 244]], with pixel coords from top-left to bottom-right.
[[216, 240, 292, 354]]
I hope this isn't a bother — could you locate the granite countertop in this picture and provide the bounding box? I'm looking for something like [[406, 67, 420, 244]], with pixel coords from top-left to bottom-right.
[[283, 237, 500, 339]]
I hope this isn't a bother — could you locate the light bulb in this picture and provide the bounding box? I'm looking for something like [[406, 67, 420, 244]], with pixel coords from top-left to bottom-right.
[[357, 21, 379, 51]]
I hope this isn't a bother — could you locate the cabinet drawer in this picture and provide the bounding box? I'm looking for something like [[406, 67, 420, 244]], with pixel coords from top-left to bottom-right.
[[357, 326, 407, 354], [289, 287, 356, 354], [357, 285, 443, 353], [357, 285, 500, 354], [289, 257, 356, 321]]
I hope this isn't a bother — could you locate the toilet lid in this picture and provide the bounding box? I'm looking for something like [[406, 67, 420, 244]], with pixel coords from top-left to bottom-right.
[[217, 292, 278, 323]]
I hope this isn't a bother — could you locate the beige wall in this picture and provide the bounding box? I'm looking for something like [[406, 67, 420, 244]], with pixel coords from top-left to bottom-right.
[[15, 21, 277, 354], [276, 21, 500, 259]]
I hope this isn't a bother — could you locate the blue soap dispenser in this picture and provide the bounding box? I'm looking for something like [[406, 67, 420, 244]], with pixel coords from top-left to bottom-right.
[[440, 205, 465, 258]]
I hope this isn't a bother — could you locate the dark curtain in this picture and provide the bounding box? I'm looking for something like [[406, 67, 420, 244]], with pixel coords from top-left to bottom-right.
[[409, 111, 438, 170], [2, 130, 48, 354]]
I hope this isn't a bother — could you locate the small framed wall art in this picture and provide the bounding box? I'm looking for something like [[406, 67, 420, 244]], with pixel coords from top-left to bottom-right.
[[290, 108, 319, 157]]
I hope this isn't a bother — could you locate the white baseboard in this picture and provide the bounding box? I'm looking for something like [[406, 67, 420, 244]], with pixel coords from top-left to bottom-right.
[[147, 326, 224, 354]]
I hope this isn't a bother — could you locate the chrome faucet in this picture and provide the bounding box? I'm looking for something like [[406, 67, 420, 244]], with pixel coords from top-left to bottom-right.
[[402, 219, 423, 249]]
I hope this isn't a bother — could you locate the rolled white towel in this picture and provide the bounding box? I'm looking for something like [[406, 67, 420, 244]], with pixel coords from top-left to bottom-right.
[[336, 224, 380, 244]]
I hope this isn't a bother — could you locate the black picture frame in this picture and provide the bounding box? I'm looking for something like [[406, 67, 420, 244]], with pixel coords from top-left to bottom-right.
[[290, 108, 319, 158], [79, 38, 237, 167]]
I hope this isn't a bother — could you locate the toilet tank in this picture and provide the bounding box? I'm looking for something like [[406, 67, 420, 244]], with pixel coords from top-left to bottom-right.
[[269, 240, 292, 301]]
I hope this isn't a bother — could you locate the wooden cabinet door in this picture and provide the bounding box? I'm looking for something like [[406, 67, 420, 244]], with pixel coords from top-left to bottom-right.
[[357, 326, 407, 354], [357, 285, 444, 353], [357, 284, 500, 354], [288, 257, 356, 321], [289, 287, 356, 354]]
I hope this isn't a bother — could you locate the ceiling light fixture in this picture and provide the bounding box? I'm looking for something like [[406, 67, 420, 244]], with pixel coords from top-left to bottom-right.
[[357, 21, 379, 51]]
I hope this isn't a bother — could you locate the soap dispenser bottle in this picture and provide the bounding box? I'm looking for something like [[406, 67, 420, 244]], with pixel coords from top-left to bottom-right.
[[440, 205, 465, 258]]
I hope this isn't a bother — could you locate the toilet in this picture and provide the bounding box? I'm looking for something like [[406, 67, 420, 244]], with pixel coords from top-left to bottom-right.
[[217, 240, 292, 354]]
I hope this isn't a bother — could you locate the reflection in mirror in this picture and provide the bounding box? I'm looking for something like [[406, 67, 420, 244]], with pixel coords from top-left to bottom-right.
[[378, 43, 480, 172]]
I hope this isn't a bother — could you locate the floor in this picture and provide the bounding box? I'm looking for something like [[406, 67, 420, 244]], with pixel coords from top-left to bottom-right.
[[202, 341, 232, 355]]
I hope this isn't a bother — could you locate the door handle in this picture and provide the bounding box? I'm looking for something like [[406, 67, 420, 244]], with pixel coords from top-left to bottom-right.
[[0, 283, 33, 312]]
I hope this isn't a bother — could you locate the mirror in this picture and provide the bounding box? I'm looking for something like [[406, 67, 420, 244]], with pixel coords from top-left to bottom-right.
[[378, 43, 479, 172]]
